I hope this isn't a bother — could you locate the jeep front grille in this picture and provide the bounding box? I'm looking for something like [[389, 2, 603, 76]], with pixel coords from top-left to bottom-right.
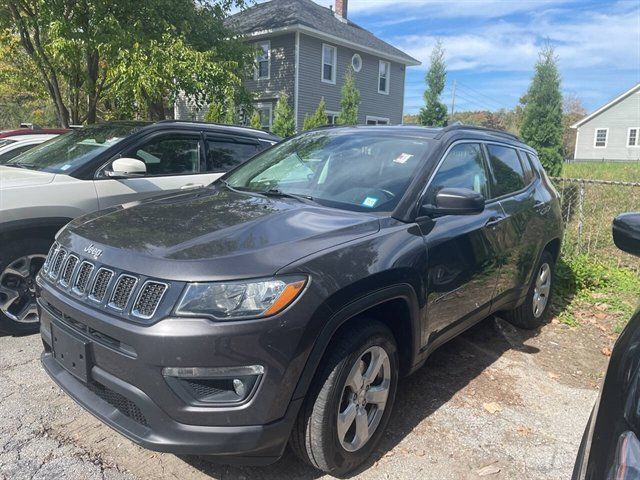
[[73, 261, 94, 294], [132, 281, 168, 319], [108, 275, 138, 311], [42, 243, 58, 274], [49, 249, 66, 279], [60, 255, 79, 287], [89, 268, 114, 303]]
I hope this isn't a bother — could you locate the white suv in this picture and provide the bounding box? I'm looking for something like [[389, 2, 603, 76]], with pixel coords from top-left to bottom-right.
[[0, 121, 279, 334]]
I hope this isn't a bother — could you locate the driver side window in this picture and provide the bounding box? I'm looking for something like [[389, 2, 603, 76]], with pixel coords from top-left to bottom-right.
[[124, 135, 201, 176], [425, 143, 489, 205]]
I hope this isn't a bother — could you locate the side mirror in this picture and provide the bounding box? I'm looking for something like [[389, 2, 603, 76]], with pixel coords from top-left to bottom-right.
[[613, 213, 640, 257], [107, 158, 147, 178], [421, 187, 485, 216]]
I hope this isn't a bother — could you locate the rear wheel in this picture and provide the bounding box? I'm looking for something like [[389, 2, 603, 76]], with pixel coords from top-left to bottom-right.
[[504, 250, 555, 330], [0, 238, 50, 335], [290, 320, 398, 475]]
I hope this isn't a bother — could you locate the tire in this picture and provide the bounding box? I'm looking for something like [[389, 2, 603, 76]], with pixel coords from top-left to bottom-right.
[[0, 237, 51, 335], [290, 319, 399, 475], [504, 250, 555, 330]]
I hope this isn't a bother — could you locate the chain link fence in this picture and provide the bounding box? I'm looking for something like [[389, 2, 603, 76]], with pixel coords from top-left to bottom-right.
[[552, 177, 640, 272]]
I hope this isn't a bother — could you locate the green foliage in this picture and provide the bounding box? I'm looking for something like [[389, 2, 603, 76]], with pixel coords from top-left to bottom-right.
[[272, 92, 296, 137], [337, 71, 360, 126], [418, 41, 448, 127], [520, 45, 564, 176], [249, 110, 263, 130], [303, 97, 328, 131]]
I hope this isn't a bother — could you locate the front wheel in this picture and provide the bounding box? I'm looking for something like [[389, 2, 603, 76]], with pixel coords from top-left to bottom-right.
[[290, 320, 399, 475], [0, 238, 51, 335], [504, 250, 555, 330]]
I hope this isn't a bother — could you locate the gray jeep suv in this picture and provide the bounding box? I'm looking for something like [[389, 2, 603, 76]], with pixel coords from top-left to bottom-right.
[[37, 125, 563, 474]]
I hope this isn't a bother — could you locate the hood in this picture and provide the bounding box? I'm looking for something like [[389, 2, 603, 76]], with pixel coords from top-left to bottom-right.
[[59, 186, 381, 281], [0, 166, 56, 189]]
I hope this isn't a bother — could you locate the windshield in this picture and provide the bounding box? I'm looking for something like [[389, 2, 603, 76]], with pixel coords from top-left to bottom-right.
[[224, 130, 431, 212], [5, 123, 147, 173], [0, 139, 17, 149]]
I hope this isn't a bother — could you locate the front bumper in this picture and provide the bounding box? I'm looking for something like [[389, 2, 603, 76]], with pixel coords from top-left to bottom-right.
[[37, 278, 314, 463]]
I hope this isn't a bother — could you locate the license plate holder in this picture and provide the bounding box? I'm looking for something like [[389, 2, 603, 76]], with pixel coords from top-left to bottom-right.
[[51, 322, 90, 383]]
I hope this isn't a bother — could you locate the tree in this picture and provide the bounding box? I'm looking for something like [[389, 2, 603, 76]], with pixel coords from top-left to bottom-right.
[[0, 0, 251, 126], [337, 71, 360, 126], [418, 41, 447, 127], [520, 45, 564, 176], [272, 92, 296, 137], [562, 93, 587, 159], [303, 97, 328, 131], [249, 110, 263, 130]]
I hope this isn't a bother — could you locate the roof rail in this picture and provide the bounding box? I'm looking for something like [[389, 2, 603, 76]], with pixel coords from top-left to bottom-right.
[[437, 124, 521, 142]]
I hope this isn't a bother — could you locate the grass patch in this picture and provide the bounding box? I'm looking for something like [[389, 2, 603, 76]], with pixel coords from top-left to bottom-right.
[[553, 254, 640, 330], [562, 162, 640, 182]]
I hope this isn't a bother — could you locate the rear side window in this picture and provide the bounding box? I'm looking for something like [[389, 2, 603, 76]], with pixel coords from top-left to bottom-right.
[[486, 144, 526, 197], [425, 143, 489, 205], [130, 136, 200, 176], [522, 151, 537, 183], [206, 139, 260, 172]]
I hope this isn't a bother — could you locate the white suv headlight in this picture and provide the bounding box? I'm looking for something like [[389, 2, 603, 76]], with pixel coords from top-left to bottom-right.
[[175, 276, 307, 320]]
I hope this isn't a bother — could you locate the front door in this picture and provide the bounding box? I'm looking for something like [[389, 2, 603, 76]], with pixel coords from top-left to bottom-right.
[[418, 142, 504, 345]]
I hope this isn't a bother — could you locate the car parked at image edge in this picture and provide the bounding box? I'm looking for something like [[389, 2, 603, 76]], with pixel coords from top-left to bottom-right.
[[36, 124, 563, 475]]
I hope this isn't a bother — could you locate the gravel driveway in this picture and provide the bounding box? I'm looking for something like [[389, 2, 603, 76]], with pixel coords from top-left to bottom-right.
[[0, 315, 608, 479]]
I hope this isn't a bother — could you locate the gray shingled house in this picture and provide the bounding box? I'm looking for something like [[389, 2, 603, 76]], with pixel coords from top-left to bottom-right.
[[571, 83, 640, 162], [175, 0, 420, 130]]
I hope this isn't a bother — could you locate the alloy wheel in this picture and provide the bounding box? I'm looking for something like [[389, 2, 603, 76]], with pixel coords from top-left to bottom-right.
[[337, 346, 391, 452], [532, 262, 551, 318], [0, 254, 46, 323]]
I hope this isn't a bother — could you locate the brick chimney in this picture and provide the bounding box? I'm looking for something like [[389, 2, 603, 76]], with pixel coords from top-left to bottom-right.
[[335, 0, 348, 19]]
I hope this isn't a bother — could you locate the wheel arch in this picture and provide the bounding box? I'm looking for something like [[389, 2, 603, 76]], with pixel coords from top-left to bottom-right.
[[0, 217, 72, 245]]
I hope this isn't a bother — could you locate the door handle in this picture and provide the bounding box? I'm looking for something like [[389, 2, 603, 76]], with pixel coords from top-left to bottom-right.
[[180, 183, 205, 190], [485, 216, 507, 228]]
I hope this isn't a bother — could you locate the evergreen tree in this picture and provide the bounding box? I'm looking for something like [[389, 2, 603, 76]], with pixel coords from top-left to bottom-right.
[[204, 102, 224, 123], [303, 97, 328, 131], [272, 92, 296, 137], [337, 70, 360, 125], [249, 110, 263, 130], [418, 41, 447, 127], [520, 45, 564, 176]]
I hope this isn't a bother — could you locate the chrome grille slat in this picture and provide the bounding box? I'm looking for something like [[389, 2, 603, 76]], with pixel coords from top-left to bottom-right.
[[89, 268, 114, 303], [108, 275, 138, 311], [132, 281, 168, 319], [73, 261, 94, 294], [60, 255, 79, 287], [43, 243, 58, 273], [49, 249, 67, 279]]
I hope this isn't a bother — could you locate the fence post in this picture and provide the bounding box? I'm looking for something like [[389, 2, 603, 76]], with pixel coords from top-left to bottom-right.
[[577, 180, 585, 251]]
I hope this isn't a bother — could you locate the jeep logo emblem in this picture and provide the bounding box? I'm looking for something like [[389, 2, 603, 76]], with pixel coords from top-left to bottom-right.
[[83, 244, 103, 259]]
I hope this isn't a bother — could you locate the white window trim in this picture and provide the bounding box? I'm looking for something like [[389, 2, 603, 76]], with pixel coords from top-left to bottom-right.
[[366, 115, 390, 125], [378, 60, 391, 95], [593, 128, 608, 148], [321, 43, 337, 85], [255, 103, 273, 129], [254, 40, 271, 80], [326, 110, 339, 125], [628, 127, 640, 147]]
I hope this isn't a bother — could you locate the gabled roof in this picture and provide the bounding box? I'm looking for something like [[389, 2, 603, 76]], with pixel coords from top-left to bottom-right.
[[571, 83, 640, 128], [225, 0, 420, 66]]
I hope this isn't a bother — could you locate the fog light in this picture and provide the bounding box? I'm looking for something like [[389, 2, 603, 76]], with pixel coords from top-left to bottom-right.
[[163, 365, 263, 405]]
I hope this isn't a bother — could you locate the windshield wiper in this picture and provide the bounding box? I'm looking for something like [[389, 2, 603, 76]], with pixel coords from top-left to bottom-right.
[[261, 189, 316, 204], [5, 162, 34, 170]]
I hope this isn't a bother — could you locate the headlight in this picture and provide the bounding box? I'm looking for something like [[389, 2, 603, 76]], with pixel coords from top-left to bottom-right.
[[175, 276, 307, 320]]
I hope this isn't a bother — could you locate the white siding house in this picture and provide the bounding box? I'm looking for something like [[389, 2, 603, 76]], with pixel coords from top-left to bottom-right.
[[572, 83, 640, 162]]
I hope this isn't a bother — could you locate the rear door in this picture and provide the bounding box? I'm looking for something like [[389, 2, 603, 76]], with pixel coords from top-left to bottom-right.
[[419, 142, 504, 343], [483, 143, 539, 308], [94, 131, 206, 209]]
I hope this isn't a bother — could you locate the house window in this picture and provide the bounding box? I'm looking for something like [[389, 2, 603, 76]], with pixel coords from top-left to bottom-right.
[[255, 103, 272, 129], [629, 128, 639, 147], [594, 128, 608, 148], [326, 111, 339, 125], [378, 61, 390, 94], [255, 41, 270, 80], [322, 44, 337, 84], [351, 54, 362, 73], [366, 116, 390, 125]]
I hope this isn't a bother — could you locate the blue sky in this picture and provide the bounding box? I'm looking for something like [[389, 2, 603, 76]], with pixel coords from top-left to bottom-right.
[[308, 0, 640, 115]]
